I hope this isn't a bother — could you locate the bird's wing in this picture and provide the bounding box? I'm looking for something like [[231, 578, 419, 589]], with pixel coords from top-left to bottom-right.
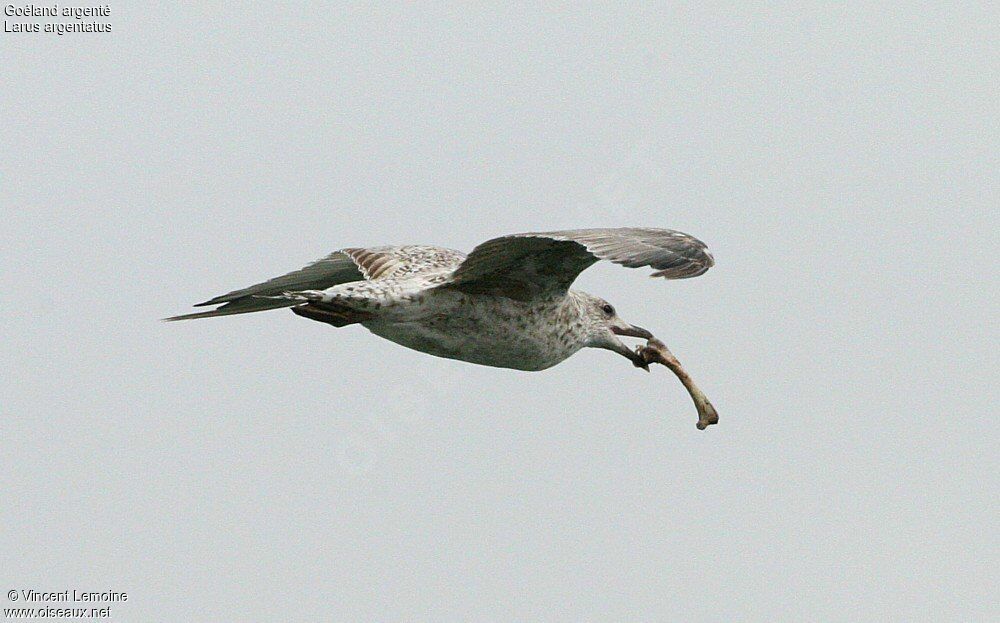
[[342, 245, 466, 281], [165, 245, 465, 320], [440, 228, 713, 300]]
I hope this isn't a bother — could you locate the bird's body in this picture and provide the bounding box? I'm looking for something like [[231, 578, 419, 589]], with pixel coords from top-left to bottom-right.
[[363, 287, 588, 371], [167, 228, 715, 372]]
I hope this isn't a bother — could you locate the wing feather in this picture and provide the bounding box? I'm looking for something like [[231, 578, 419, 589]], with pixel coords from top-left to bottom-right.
[[442, 227, 713, 300], [166, 245, 465, 321]]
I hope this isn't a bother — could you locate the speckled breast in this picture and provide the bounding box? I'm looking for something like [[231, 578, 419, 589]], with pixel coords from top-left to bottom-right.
[[363, 291, 585, 371]]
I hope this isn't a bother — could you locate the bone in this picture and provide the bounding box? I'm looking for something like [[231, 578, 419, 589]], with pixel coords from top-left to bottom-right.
[[638, 338, 719, 430]]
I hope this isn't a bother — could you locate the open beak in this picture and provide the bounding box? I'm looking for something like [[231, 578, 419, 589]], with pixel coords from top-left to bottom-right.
[[612, 324, 653, 340]]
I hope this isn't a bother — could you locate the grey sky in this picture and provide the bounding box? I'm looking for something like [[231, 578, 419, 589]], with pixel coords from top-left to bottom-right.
[[2, 3, 996, 621]]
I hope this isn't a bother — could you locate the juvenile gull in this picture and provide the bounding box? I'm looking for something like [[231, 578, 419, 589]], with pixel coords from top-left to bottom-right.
[[167, 228, 718, 426]]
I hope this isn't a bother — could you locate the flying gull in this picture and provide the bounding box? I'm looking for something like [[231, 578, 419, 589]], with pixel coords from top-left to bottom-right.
[[167, 227, 719, 428]]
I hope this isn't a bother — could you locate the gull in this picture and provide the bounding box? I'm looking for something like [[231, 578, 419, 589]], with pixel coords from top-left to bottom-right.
[[167, 228, 719, 426]]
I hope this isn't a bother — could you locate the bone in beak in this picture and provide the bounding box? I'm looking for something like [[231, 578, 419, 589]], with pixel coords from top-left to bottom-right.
[[638, 337, 719, 430], [612, 324, 654, 339], [609, 338, 650, 371]]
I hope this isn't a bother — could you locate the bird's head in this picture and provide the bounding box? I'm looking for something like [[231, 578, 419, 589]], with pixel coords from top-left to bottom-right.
[[574, 291, 653, 369]]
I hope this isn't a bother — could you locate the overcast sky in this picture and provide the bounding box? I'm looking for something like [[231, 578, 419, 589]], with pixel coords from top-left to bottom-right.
[[2, 3, 996, 621]]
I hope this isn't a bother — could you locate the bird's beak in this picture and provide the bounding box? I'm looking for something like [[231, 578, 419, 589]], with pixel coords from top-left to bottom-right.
[[612, 324, 653, 339]]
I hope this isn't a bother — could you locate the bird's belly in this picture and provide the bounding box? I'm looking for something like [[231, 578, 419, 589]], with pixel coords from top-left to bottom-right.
[[364, 314, 579, 371]]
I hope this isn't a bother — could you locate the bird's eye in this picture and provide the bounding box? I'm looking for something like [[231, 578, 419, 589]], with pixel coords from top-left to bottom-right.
[[601, 304, 615, 316]]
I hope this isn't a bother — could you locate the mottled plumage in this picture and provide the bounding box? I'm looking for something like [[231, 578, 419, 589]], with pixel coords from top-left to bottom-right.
[[167, 228, 714, 371]]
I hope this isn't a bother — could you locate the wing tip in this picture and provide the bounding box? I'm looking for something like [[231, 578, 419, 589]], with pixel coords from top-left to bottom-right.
[[192, 297, 223, 307], [161, 313, 195, 322], [649, 248, 715, 279], [161, 310, 220, 321]]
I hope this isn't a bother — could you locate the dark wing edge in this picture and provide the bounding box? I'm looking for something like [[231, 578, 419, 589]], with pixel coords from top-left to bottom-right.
[[163, 250, 366, 321], [164, 245, 469, 321], [565, 227, 715, 279], [443, 227, 714, 299]]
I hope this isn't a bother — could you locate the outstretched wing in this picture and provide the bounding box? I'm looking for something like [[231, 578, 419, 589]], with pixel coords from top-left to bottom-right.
[[441, 228, 713, 300], [165, 245, 465, 320]]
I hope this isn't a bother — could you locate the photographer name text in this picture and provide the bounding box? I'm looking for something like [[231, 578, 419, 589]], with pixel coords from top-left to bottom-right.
[[11, 589, 127, 602]]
